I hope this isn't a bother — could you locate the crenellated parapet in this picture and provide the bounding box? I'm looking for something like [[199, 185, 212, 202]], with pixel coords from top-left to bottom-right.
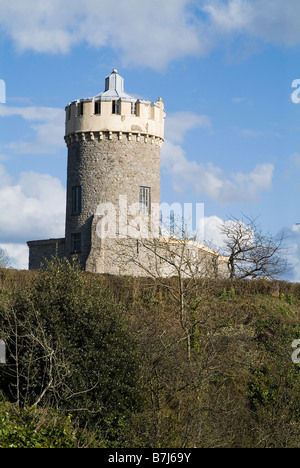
[[64, 131, 164, 146], [65, 69, 165, 142]]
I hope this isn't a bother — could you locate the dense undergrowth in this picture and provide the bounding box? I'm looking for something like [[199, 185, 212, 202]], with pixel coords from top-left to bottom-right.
[[1, 260, 300, 448]]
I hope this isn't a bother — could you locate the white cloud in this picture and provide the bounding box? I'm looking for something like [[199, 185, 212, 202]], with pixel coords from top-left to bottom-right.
[[233, 126, 281, 139], [165, 111, 211, 144], [237, 129, 263, 138], [0, 243, 29, 270], [0, 106, 66, 269], [0, 0, 212, 70], [0, 0, 299, 69], [0, 165, 65, 245], [203, 0, 300, 46], [232, 97, 252, 105], [0, 105, 65, 154], [0, 164, 13, 186], [162, 111, 274, 204], [161, 139, 274, 204], [203, 215, 226, 249], [279, 224, 300, 282], [290, 152, 300, 170]]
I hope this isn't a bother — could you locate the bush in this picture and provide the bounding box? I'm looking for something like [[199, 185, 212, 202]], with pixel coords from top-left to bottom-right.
[[0, 401, 78, 448], [0, 258, 141, 443], [2, 266, 300, 447]]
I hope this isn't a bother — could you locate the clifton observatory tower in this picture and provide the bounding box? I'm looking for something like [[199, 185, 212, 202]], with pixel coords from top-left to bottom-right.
[[28, 69, 166, 273]]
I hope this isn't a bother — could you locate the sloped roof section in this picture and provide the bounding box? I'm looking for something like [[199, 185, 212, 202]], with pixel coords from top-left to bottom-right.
[[95, 69, 135, 102]]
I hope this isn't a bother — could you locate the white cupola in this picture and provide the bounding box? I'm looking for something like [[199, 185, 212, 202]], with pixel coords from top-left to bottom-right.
[[96, 69, 135, 102]]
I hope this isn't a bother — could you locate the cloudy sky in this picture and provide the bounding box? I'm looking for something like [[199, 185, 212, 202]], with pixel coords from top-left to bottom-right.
[[0, 0, 300, 279]]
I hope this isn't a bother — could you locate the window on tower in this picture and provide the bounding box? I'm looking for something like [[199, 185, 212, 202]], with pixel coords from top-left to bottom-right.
[[131, 101, 137, 115], [139, 187, 151, 214], [77, 102, 84, 117], [112, 99, 120, 115], [72, 186, 82, 215], [94, 100, 101, 115], [71, 233, 82, 254]]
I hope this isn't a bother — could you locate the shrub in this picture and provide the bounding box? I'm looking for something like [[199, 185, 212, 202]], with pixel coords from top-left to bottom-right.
[[0, 402, 78, 448], [0, 258, 141, 442]]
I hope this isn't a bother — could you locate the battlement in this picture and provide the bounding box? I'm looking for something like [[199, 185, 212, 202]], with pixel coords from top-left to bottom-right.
[[65, 69, 165, 141]]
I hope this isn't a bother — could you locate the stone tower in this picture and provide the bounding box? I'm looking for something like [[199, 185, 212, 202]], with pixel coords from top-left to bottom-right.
[[64, 68, 165, 273], [27, 70, 231, 277], [28, 69, 165, 273]]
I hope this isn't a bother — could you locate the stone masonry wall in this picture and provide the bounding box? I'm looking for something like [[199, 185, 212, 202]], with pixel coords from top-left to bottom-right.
[[65, 132, 162, 271], [27, 238, 65, 270]]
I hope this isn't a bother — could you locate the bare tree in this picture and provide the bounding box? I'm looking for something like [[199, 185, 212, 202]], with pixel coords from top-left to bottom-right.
[[0, 304, 70, 408], [219, 215, 288, 280], [108, 216, 227, 359]]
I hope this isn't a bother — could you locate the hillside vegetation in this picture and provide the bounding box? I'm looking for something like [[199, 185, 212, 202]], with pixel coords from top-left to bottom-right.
[[1, 259, 300, 448]]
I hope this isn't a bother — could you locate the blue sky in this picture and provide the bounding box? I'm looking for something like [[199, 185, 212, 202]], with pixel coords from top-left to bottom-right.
[[1, 0, 300, 279]]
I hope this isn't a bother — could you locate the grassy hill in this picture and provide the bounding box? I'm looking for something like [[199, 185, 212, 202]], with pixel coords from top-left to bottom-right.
[[1, 260, 300, 448]]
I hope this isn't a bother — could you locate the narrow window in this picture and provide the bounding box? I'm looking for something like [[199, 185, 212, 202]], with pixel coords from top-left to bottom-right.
[[71, 233, 81, 253], [77, 102, 84, 117], [72, 186, 82, 215], [94, 100, 101, 115], [112, 99, 120, 115], [67, 106, 71, 120], [131, 101, 137, 115], [139, 187, 151, 214]]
